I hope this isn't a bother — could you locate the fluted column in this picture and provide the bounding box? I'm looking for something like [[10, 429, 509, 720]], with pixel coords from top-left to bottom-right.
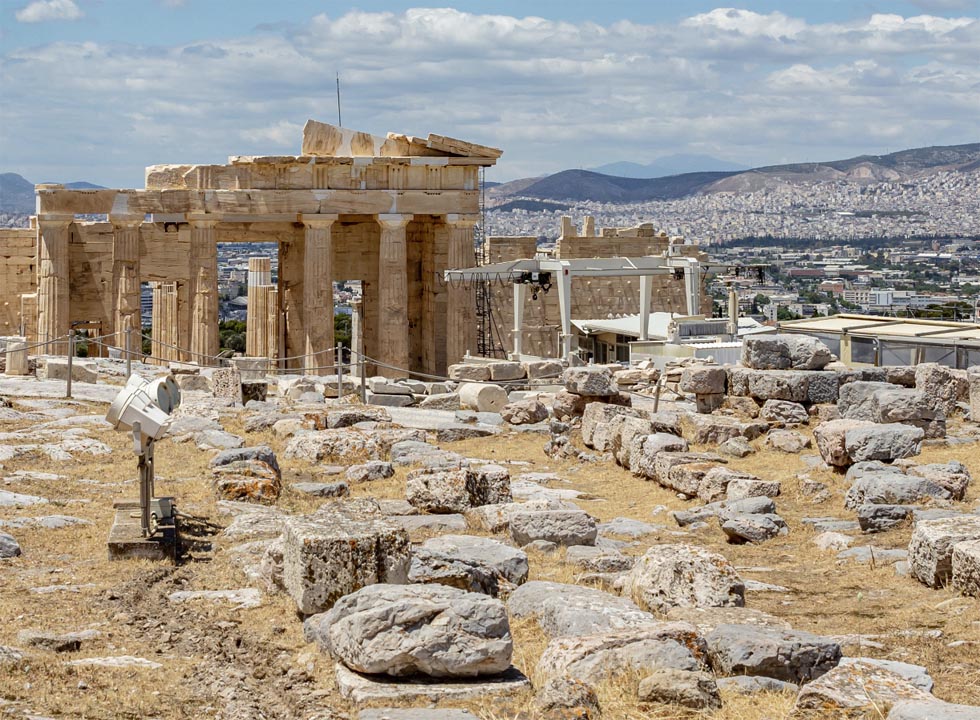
[[109, 214, 143, 355], [36, 214, 73, 355], [446, 214, 478, 365], [301, 215, 338, 373], [151, 281, 179, 364], [377, 214, 411, 378], [246, 256, 272, 358], [187, 217, 219, 365]]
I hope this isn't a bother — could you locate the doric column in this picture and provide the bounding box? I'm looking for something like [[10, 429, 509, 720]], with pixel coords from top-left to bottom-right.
[[36, 214, 73, 355], [187, 217, 219, 365], [246, 257, 272, 358], [301, 215, 338, 374], [445, 214, 478, 365], [109, 214, 143, 355], [377, 214, 411, 378], [151, 281, 179, 364]]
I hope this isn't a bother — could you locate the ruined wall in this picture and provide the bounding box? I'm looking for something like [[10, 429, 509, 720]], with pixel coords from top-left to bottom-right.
[[0, 228, 36, 335], [487, 225, 709, 358]]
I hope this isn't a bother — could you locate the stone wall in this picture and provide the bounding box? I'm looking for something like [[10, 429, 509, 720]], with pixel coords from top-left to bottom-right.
[[0, 228, 36, 335]]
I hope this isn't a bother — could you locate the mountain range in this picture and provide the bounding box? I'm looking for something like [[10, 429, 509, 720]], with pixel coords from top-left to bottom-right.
[[590, 153, 749, 178], [489, 143, 980, 205]]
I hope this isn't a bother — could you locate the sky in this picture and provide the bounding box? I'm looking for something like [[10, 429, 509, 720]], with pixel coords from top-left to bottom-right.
[[1, 0, 978, 187]]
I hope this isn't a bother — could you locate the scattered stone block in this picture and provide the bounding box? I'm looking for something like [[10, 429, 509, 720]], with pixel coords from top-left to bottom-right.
[[908, 515, 980, 588], [888, 700, 980, 719], [524, 359, 563, 380], [741, 334, 833, 370], [721, 513, 787, 544], [562, 367, 617, 397], [766, 428, 811, 453], [952, 538, 980, 598], [346, 460, 395, 483], [304, 583, 511, 677], [489, 361, 525, 381], [209, 445, 282, 504], [637, 668, 721, 710], [406, 466, 511, 513], [760, 399, 809, 424], [813, 418, 876, 466], [0, 531, 21, 557], [448, 363, 491, 382], [509, 510, 597, 547], [42, 357, 97, 383], [623, 544, 744, 613], [292, 481, 349, 498], [280, 499, 410, 614], [844, 423, 923, 462], [407, 548, 499, 596], [858, 504, 912, 533], [501, 399, 548, 425], [4, 341, 28, 376], [210, 367, 243, 403], [458, 382, 508, 413], [679, 366, 727, 395], [422, 535, 528, 585], [334, 663, 530, 703], [706, 624, 841, 684], [794, 660, 932, 714]]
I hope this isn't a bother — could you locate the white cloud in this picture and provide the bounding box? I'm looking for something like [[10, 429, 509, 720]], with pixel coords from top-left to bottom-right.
[[15, 0, 83, 23], [1, 7, 977, 185]]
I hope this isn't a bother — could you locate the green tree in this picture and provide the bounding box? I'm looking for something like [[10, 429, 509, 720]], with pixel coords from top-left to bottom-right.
[[777, 306, 801, 321], [335, 313, 352, 349]]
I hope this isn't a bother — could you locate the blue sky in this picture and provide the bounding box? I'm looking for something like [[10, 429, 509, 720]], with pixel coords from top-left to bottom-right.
[[1, 0, 978, 186]]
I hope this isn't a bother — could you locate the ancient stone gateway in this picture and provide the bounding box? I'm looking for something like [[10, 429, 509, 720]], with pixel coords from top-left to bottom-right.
[[17, 120, 500, 377]]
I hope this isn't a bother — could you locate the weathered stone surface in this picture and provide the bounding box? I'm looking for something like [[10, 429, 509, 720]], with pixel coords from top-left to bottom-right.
[[844, 423, 923, 462], [716, 675, 798, 695], [952, 538, 980, 597], [418, 392, 461, 410], [524, 359, 563, 380], [623, 544, 744, 613], [906, 461, 972, 501], [888, 700, 980, 719], [292, 481, 349, 498], [407, 548, 499, 596], [845, 463, 952, 510], [725, 475, 781, 501], [305, 583, 511, 677], [707, 624, 841, 684], [721, 513, 787, 544], [209, 445, 282, 504], [688, 414, 767, 445], [741, 334, 833, 370], [334, 663, 530, 703], [448, 363, 491, 382], [794, 660, 932, 714], [665, 606, 791, 635], [536, 623, 707, 688], [509, 510, 597, 547], [534, 677, 600, 719], [501, 399, 548, 425], [458, 383, 508, 413], [565, 545, 634, 573], [305, 407, 392, 430], [679, 366, 727, 395], [359, 710, 478, 720], [628, 433, 690, 478], [406, 466, 511, 513], [837, 657, 934, 692], [719, 436, 754, 458], [760, 399, 809, 424], [284, 429, 379, 463], [696, 466, 759, 503], [915, 362, 965, 417], [487, 361, 525, 381], [390, 440, 464, 469], [637, 668, 721, 710], [0, 531, 21, 558], [422, 535, 528, 586], [613, 416, 654, 468], [813, 418, 876, 466], [766, 428, 811, 453], [839, 381, 945, 438], [42, 357, 98, 383], [581, 403, 644, 448], [16, 629, 100, 653], [562, 367, 618, 397], [908, 515, 980, 588], [508, 581, 656, 638], [858, 504, 913, 533], [551, 389, 590, 420], [346, 460, 395, 483], [281, 500, 410, 614], [970, 367, 980, 423], [464, 498, 573, 533]]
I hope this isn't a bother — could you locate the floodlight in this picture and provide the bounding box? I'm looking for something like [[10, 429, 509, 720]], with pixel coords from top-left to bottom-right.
[[105, 374, 180, 538], [106, 374, 172, 441]]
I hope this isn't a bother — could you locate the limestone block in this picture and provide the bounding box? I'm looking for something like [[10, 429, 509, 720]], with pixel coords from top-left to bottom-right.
[[637, 668, 721, 710], [952, 539, 980, 597], [688, 415, 767, 445], [679, 366, 727, 395], [304, 583, 511, 677], [793, 660, 932, 713], [405, 466, 511, 513], [562, 367, 618, 397], [707, 624, 841, 684], [458, 383, 508, 413], [448, 363, 491, 382], [908, 515, 980, 588], [759, 399, 809, 424], [623, 544, 744, 613], [915, 362, 964, 416], [581, 403, 645, 448], [42, 358, 97, 383], [615, 416, 656, 468], [523, 360, 563, 380], [507, 581, 655, 638], [628, 433, 690, 478], [4, 341, 28, 376], [500, 399, 548, 425], [508, 510, 597, 547], [280, 499, 410, 614], [211, 367, 243, 403], [209, 445, 282, 504], [844, 423, 924, 462], [551, 389, 589, 419], [741, 334, 832, 370], [489, 362, 525, 381], [422, 535, 529, 586], [969, 367, 980, 423], [812, 418, 876, 467], [366, 391, 414, 408], [175, 373, 211, 392]]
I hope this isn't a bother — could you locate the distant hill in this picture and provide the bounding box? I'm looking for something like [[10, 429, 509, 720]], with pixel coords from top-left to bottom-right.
[[490, 143, 980, 204], [0, 173, 105, 214], [591, 154, 749, 178]]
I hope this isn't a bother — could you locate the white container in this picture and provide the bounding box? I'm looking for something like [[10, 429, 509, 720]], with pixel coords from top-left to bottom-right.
[[106, 376, 172, 440]]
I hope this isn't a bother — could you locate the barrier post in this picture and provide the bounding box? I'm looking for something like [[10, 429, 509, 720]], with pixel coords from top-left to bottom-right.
[[66, 333, 74, 399]]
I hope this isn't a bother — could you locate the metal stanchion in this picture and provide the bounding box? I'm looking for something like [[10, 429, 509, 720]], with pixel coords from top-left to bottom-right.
[[66, 333, 74, 399], [359, 351, 367, 403], [125, 327, 133, 378], [336, 346, 344, 399]]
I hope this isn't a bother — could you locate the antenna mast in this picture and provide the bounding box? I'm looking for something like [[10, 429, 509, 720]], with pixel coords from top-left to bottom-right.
[[336, 72, 342, 127]]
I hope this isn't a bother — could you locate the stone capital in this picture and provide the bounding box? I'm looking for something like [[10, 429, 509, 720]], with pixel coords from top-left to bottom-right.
[[301, 214, 340, 229], [186, 214, 220, 229], [36, 213, 74, 230], [444, 213, 480, 228], [377, 213, 412, 231], [108, 214, 144, 229]]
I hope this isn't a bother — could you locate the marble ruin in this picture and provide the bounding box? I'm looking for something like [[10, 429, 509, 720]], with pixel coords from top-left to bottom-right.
[[0, 120, 500, 377]]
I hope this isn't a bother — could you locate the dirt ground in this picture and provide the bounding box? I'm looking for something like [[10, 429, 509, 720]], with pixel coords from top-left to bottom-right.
[[0, 396, 978, 720]]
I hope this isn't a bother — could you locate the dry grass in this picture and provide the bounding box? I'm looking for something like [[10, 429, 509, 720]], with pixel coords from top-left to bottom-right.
[[1, 398, 978, 719]]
